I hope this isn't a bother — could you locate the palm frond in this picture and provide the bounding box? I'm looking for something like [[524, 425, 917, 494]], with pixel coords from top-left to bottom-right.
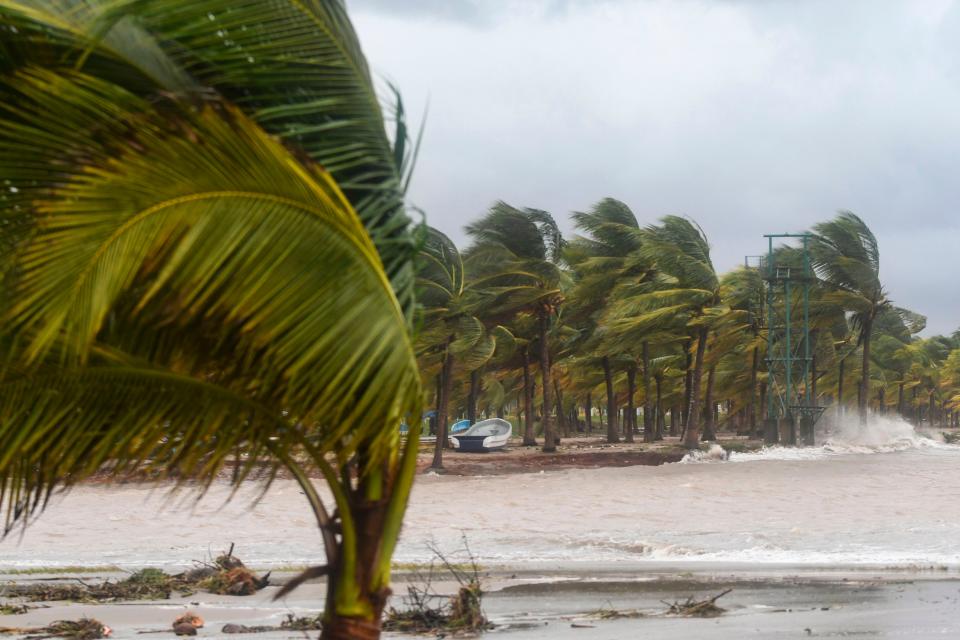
[[0, 69, 421, 522]]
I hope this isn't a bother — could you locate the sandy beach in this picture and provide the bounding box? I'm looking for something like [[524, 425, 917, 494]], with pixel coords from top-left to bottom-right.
[[6, 567, 960, 639]]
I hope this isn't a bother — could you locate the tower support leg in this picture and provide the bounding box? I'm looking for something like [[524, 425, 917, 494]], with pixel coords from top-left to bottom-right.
[[764, 417, 779, 445]]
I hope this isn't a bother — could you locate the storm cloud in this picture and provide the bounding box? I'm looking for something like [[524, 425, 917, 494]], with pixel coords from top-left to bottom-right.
[[349, 0, 960, 334]]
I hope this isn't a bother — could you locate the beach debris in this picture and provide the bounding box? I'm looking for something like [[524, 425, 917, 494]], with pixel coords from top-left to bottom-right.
[[192, 545, 270, 596], [0, 617, 112, 639], [588, 607, 645, 620], [0, 604, 31, 615], [279, 613, 323, 631], [383, 537, 490, 634], [220, 623, 278, 634], [171, 612, 204, 636], [2, 545, 268, 604], [173, 613, 204, 629], [1, 569, 181, 603], [661, 588, 732, 617]]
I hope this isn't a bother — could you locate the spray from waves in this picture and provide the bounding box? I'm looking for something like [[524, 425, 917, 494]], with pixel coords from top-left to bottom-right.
[[684, 413, 958, 463], [680, 443, 729, 463]]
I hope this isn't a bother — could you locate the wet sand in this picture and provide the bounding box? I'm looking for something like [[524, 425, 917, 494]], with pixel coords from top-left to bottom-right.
[[5, 568, 960, 638], [417, 438, 687, 475], [413, 434, 751, 475]]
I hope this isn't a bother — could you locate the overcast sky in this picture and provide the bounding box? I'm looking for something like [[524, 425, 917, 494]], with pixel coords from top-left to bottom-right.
[[349, 0, 960, 335]]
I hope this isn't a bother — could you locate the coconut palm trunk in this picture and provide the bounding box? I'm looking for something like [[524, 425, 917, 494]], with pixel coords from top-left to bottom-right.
[[539, 309, 556, 452], [554, 378, 568, 438], [522, 350, 537, 445], [602, 356, 620, 443], [757, 381, 767, 439], [683, 341, 693, 427], [897, 382, 905, 419], [467, 369, 480, 425], [642, 341, 654, 442], [748, 347, 759, 435], [702, 365, 717, 441], [859, 318, 872, 425], [625, 367, 636, 443], [585, 393, 593, 432], [655, 376, 665, 439], [683, 327, 709, 448], [838, 357, 846, 419], [431, 342, 455, 469]]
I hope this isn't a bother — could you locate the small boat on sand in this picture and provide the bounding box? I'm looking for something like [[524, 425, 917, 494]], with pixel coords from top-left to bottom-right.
[[449, 418, 511, 452], [449, 419, 471, 435]]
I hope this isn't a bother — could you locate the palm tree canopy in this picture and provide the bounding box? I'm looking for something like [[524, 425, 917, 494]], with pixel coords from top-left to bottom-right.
[[640, 215, 718, 294], [811, 211, 887, 331], [464, 202, 567, 317], [466, 201, 564, 264], [1, 0, 419, 318], [416, 227, 501, 373], [0, 0, 421, 533]]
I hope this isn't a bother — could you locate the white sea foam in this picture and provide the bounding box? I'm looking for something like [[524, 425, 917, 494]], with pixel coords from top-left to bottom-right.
[[679, 414, 957, 464]]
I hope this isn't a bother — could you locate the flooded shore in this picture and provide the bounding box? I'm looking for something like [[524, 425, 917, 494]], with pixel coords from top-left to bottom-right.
[[5, 418, 958, 571], [3, 418, 960, 637]]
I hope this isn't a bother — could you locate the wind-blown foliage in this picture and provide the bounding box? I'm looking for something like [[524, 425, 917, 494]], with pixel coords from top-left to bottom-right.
[[0, 2, 422, 638], [812, 212, 890, 424], [465, 203, 567, 452], [425, 204, 954, 449]]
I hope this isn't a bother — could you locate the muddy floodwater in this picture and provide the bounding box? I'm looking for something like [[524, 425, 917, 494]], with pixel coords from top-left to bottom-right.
[[7, 416, 960, 570], [5, 416, 960, 638]]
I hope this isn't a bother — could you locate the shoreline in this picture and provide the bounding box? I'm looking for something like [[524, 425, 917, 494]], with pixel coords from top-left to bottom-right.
[[4, 567, 960, 639], [414, 435, 759, 475]]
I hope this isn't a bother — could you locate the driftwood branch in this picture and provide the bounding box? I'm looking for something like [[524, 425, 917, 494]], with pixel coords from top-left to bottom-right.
[[272, 565, 330, 600]]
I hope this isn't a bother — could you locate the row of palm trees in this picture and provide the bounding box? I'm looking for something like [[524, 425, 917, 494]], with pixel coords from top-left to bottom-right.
[[418, 202, 960, 466]]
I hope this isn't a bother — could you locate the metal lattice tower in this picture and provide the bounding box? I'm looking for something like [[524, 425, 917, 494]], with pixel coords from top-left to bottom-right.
[[755, 234, 824, 446]]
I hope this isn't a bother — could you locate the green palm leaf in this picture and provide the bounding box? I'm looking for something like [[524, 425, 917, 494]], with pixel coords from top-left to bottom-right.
[[0, 70, 420, 520], [0, 0, 418, 319]]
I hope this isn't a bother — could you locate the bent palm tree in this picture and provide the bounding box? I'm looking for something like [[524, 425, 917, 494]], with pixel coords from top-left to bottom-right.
[[0, 2, 421, 638], [466, 203, 566, 452], [607, 216, 725, 448], [811, 212, 889, 426], [567, 198, 651, 443], [416, 227, 500, 469]]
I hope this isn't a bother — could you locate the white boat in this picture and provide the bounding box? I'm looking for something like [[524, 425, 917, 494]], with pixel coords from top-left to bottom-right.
[[449, 418, 511, 452]]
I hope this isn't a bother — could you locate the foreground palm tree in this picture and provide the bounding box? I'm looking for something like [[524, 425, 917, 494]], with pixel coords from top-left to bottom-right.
[[0, 2, 420, 638]]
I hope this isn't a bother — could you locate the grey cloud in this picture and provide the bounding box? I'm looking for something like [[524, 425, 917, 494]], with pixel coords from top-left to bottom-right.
[[347, 0, 487, 24], [347, 0, 622, 26], [351, 0, 960, 334]]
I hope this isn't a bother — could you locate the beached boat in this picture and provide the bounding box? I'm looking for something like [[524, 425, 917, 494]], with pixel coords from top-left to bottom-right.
[[449, 418, 511, 452], [450, 419, 471, 435]]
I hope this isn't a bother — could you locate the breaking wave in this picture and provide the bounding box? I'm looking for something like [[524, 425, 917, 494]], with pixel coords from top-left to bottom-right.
[[683, 414, 957, 463]]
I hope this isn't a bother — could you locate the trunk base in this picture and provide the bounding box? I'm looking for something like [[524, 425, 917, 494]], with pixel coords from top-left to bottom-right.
[[321, 615, 381, 640]]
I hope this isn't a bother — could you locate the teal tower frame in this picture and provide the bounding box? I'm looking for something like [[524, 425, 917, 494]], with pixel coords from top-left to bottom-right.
[[760, 233, 824, 445]]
